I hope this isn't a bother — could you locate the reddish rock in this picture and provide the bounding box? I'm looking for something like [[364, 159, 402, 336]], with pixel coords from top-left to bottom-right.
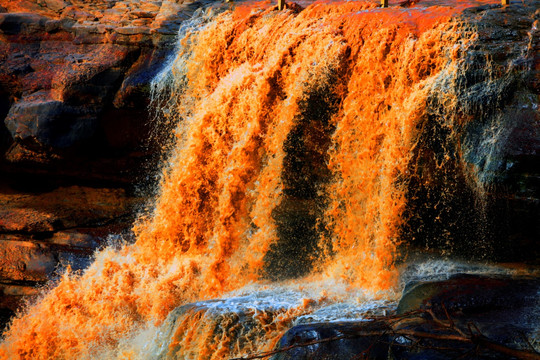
[[0, 239, 57, 283], [0, 186, 135, 233]]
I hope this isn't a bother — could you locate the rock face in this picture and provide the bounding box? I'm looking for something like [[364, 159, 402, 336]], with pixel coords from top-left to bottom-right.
[[0, 0, 213, 157], [0, 0, 215, 329]]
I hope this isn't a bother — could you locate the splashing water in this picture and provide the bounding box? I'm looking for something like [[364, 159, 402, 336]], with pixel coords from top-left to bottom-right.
[[0, 1, 500, 359]]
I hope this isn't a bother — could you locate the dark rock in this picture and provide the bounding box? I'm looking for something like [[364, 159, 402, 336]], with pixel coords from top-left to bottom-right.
[[271, 274, 540, 360], [5, 90, 93, 148], [392, 274, 540, 359], [271, 321, 390, 360], [0, 13, 48, 36], [397, 273, 540, 316]]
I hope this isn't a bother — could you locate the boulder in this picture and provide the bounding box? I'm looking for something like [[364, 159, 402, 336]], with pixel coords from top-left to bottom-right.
[[5, 90, 92, 148], [389, 274, 540, 359]]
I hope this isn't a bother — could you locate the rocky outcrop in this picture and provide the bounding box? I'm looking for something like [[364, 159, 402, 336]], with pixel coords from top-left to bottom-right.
[[0, 0, 538, 348], [0, 0, 214, 158], [0, 0, 216, 329]]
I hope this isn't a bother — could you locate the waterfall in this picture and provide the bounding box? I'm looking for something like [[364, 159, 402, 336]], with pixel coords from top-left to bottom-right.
[[0, 1, 510, 359]]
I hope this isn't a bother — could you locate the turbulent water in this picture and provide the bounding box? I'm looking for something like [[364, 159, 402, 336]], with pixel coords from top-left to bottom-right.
[[0, 0, 510, 359]]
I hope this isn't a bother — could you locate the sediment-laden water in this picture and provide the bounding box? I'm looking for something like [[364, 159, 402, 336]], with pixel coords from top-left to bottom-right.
[[2, 0, 528, 358]]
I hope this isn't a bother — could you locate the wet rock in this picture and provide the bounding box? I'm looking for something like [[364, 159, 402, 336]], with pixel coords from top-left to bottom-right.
[[151, 297, 302, 359], [402, 1, 540, 262], [271, 321, 390, 360], [391, 274, 540, 359], [397, 273, 540, 317]]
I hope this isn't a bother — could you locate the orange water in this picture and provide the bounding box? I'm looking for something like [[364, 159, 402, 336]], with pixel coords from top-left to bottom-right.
[[0, 1, 491, 358]]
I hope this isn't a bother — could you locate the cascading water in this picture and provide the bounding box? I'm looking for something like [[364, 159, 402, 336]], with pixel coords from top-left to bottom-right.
[[0, 0, 528, 358]]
